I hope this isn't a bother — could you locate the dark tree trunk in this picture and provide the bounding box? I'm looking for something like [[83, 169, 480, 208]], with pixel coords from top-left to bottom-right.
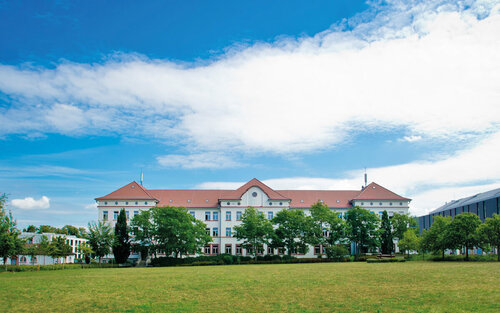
[[465, 245, 469, 261], [442, 250, 445, 260]]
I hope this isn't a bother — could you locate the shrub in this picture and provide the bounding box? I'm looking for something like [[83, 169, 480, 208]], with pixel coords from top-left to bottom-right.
[[325, 245, 349, 261], [366, 259, 406, 263]]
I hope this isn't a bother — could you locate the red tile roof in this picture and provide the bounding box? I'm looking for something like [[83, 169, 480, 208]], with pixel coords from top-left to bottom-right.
[[353, 182, 410, 201], [278, 190, 360, 208], [96, 179, 410, 208], [96, 181, 157, 201]]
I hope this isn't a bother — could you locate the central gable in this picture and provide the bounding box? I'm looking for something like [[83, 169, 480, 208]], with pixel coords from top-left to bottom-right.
[[241, 186, 270, 207]]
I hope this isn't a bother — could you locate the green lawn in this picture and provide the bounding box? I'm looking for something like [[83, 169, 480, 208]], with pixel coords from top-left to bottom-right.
[[1, 262, 499, 312]]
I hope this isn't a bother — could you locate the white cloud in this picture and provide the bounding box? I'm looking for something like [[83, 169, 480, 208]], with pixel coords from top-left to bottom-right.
[[11, 196, 50, 210], [196, 130, 500, 216], [157, 152, 242, 169], [0, 0, 498, 154], [84, 203, 98, 210], [400, 135, 422, 142]]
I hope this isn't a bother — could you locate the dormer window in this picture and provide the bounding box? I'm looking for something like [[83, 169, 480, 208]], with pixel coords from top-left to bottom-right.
[[187, 200, 191, 203], [206, 199, 209, 203], [169, 200, 173, 203], [300, 200, 304, 203], [336, 200, 340, 203]]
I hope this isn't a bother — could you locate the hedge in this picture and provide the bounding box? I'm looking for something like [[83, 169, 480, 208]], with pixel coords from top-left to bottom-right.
[[0, 263, 121, 272], [366, 259, 406, 263]]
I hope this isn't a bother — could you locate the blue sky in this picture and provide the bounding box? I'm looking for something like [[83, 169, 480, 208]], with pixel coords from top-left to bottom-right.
[[1, 0, 500, 229]]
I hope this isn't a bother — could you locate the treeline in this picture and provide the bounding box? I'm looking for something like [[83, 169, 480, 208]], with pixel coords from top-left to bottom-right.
[[418, 213, 500, 261], [23, 224, 88, 239]]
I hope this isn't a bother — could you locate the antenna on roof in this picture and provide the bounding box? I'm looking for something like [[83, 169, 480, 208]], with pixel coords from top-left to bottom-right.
[[140, 169, 143, 186], [364, 167, 367, 188]]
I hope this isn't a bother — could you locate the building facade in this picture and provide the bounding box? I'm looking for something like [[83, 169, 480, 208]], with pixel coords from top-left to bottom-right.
[[418, 187, 500, 232], [96, 178, 411, 258], [1, 232, 88, 265]]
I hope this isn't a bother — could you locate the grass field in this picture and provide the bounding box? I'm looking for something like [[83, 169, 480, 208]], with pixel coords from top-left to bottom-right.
[[1, 262, 499, 312]]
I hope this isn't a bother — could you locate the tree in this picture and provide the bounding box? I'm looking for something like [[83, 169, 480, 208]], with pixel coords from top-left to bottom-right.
[[309, 201, 346, 256], [421, 216, 452, 260], [398, 229, 420, 257], [78, 227, 88, 239], [130, 210, 155, 260], [0, 194, 25, 270], [38, 235, 50, 266], [112, 209, 131, 264], [391, 213, 418, 240], [345, 207, 380, 255], [478, 214, 500, 261], [24, 225, 38, 233], [448, 213, 481, 261], [234, 207, 273, 258], [270, 209, 316, 256], [87, 220, 113, 264], [62, 225, 81, 237], [39, 225, 58, 233], [77, 242, 94, 264], [48, 236, 73, 268], [380, 210, 394, 254]]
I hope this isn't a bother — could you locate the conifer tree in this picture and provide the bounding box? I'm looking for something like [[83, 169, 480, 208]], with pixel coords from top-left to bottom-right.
[[112, 209, 131, 264], [380, 210, 394, 254]]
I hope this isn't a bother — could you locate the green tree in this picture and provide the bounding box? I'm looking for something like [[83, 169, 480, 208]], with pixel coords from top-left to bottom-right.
[[309, 201, 346, 256], [448, 213, 481, 260], [48, 236, 73, 269], [39, 225, 57, 233], [77, 242, 94, 264], [62, 225, 81, 237], [421, 215, 452, 260], [234, 207, 273, 258], [78, 227, 88, 239], [112, 209, 131, 264], [391, 213, 418, 240], [398, 229, 420, 257], [0, 194, 25, 270], [345, 206, 380, 255], [380, 210, 394, 254], [24, 225, 38, 233], [270, 209, 316, 256], [478, 214, 500, 261], [38, 235, 50, 266], [130, 210, 155, 259], [87, 220, 113, 264]]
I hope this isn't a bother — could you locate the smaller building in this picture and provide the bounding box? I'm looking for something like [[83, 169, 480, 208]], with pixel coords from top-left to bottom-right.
[[0, 232, 88, 266]]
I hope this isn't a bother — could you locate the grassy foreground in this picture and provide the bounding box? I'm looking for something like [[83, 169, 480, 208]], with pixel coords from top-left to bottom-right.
[[1, 262, 499, 312]]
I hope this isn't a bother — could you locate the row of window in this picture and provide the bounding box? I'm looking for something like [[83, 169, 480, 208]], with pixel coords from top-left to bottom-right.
[[205, 227, 233, 237], [204, 244, 291, 255], [360, 202, 404, 206], [103, 201, 149, 206], [102, 210, 140, 221], [200, 211, 274, 221]]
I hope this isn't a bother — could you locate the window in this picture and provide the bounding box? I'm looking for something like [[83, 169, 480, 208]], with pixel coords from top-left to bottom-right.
[[268, 211, 273, 220], [236, 244, 242, 255], [361, 202, 364, 205], [314, 245, 321, 255], [336, 200, 340, 203], [134, 210, 139, 217], [252, 192, 258, 197], [187, 199, 191, 203], [225, 244, 232, 254], [370, 202, 373, 205], [212, 244, 219, 255], [126, 211, 130, 220], [257, 245, 264, 255], [125, 202, 129, 205], [103, 211, 108, 221], [205, 212, 211, 221], [205, 199, 209, 203], [300, 200, 304, 203], [204, 246, 211, 254], [269, 202, 272, 205], [205, 228, 210, 235], [189, 211, 195, 218], [237, 202, 241, 205], [144, 202, 148, 205], [226, 211, 231, 221], [114, 211, 119, 220], [390, 202, 393, 206], [400, 202, 403, 205], [236, 211, 242, 220], [70, 240, 73, 246], [212, 227, 219, 237], [135, 201, 138, 205], [115, 201, 118, 205], [227, 202, 230, 205], [279, 202, 283, 206], [226, 227, 231, 237], [379, 211, 383, 219], [278, 248, 285, 255], [379, 202, 382, 205], [323, 228, 328, 237], [267, 247, 274, 255], [104, 202, 108, 205], [213, 212, 219, 221], [169, 200, 173, 203]]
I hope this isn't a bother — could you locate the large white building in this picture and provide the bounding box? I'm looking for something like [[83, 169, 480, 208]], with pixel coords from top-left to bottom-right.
[[1, 232, 88, 265], [96, 178, 410, 258]]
